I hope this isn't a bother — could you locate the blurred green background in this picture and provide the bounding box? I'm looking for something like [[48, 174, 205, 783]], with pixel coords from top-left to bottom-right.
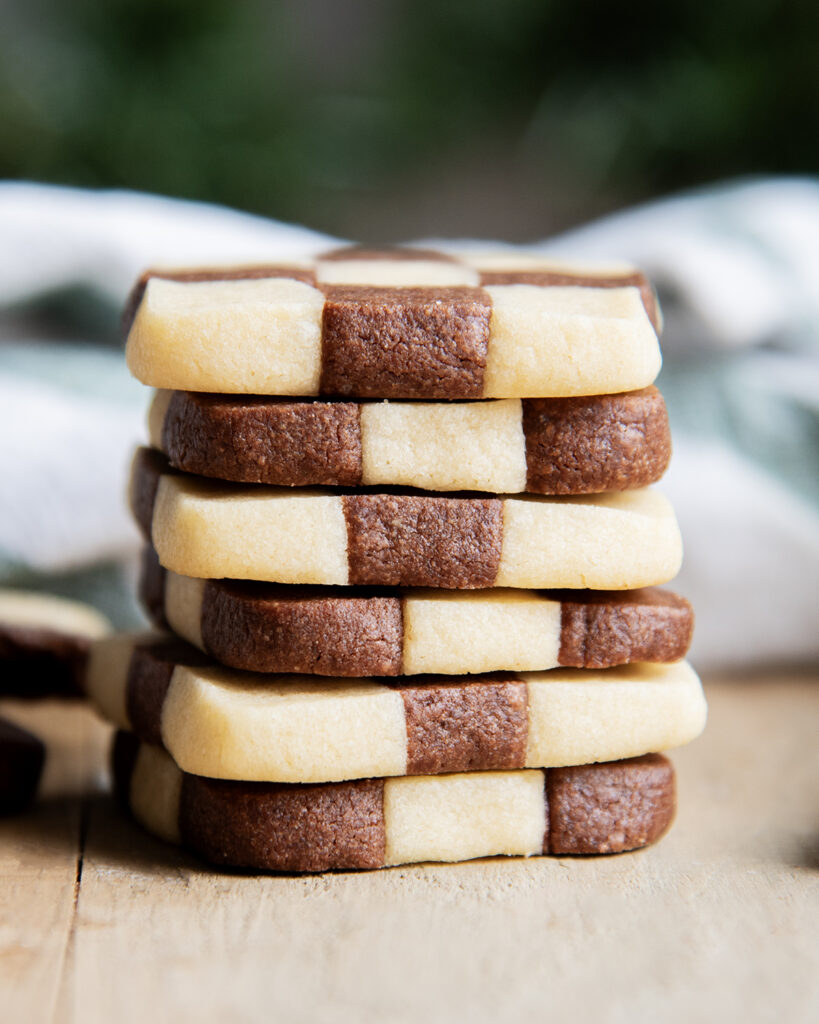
[[1, 0, 817, 241]]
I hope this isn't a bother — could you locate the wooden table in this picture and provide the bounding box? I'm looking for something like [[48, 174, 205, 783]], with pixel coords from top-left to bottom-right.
[[2, 672, 817, 1024]]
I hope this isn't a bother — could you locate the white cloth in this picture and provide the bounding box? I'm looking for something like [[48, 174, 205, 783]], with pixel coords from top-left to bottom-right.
[[1, 179, 817, 667], [0, 181, 337, 304]]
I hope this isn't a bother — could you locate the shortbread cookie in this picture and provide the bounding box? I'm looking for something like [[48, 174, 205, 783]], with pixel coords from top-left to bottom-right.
[[148, 387, 671, 493], [140, 552, 693, 674], [0, 718, 46, 814], [131, 450, 683, 589], [0, 590, 111, 698], [87, 633, 705, 783], [124, 248, 661, 399], [113, 730, 676, 870]]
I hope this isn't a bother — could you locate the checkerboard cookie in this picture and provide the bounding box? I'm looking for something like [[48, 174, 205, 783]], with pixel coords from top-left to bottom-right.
[[0, 590, 111, 698], [113, 730, 676, 870], [0, 717, 45, 814], [124, 248, 661, 399], [131, 449, 682, 589], [86, 633, 705, 783], [148, 386, 671, 493], [140, 551, 693, 675]]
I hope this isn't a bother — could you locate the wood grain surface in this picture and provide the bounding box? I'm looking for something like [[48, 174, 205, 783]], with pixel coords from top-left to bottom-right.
[[1, 672, 817, 1024]]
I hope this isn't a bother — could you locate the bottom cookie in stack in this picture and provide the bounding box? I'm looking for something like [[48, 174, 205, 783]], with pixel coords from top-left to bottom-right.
[[113, 731, 677, 872]]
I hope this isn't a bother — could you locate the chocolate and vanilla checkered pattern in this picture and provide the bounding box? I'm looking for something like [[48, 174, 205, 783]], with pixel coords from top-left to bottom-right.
[[125, 247, 661, 399], [140, 550, 693, 676], [87, 633, 705, 784], [114, 730, 677, 872], [148, 387, 671, 494]]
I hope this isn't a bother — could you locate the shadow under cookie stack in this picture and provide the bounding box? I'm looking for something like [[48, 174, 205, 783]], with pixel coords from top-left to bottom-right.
[[86, 247, 706, 873]]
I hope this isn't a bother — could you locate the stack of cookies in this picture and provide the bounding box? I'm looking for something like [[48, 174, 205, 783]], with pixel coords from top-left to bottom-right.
[[85, 247, 706, 872]]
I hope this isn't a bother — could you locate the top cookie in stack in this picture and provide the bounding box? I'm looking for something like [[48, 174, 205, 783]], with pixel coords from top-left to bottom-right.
[[93, 245, 704, 873], [124, 246, 661, 399]]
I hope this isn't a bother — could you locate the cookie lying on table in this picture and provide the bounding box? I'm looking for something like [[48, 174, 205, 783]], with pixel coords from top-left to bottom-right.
[[0, 718, 45, 815], [0, 590, 110, 698], [147, 387, 670, 493], [113, 731, 676, 871], [131, 449, 683, 589], [124, 248, 661, 399], [140, 550, 693, 675], [85, 633, 706, 784]]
